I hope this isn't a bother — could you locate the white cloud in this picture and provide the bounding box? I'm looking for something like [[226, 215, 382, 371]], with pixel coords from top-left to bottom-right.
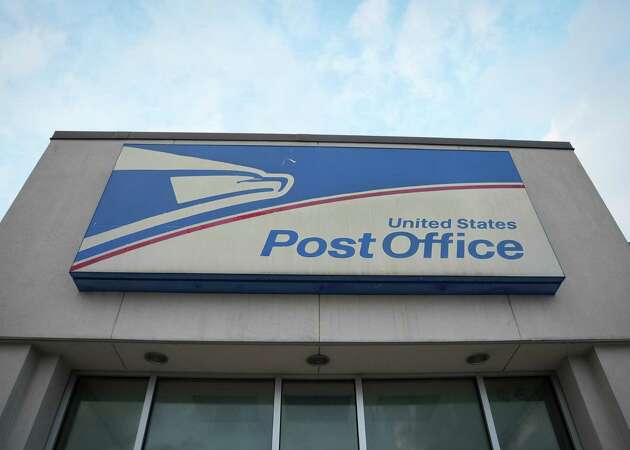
[[392, 0, 503, 98], [393, 1, 449, 98], [466, 0, 501, 37], [0, 0, 628, 239], [0, 27, 66, 83], [350, 0, 389, 42], [276, 0, 320, 39]]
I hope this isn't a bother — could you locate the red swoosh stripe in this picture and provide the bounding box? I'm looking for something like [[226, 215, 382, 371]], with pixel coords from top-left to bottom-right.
[[70, 183, 525, 271]]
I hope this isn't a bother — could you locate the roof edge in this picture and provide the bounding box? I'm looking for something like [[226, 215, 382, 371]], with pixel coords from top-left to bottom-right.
[[50, 131, 574, 150]]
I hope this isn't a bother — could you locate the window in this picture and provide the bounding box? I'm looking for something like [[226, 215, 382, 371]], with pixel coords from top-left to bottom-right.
[[280, 381, 358, 450], [143, 379, 274, 450], [363, 379, 491, 450], [485, 377, 574, 450], [54, 377, 147, 450]]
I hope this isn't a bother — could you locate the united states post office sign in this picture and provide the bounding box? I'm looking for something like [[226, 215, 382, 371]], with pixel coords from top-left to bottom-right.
[[70, 144, 564, 294]]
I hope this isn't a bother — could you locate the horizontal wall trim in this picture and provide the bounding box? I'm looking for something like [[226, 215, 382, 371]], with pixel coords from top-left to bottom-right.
[[50, 131, 574, 150], [0, 337, 620, 345], [67, 371, 558, 378]]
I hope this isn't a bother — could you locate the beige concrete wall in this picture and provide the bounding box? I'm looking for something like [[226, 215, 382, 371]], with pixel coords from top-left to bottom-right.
[[0, 344, 69, 450], [558, 346, 630, 450], [1, 139, 629, 345], [0, 345, 36, 446]]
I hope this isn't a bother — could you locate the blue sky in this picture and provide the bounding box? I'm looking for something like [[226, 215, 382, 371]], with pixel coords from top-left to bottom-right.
[[1, 0, 629, 238]]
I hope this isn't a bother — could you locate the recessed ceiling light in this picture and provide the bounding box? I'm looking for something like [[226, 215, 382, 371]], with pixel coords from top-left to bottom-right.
[[306, 353, 330, 366], [466, 353, 490, 365], [144, 351, 168, 365]]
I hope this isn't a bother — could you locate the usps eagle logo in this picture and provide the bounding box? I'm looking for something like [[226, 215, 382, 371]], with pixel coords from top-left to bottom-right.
[[72, 145, 294, 269]]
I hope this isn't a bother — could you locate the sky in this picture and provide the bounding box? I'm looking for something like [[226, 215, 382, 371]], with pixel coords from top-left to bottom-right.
[[1, 0, 629, 239]]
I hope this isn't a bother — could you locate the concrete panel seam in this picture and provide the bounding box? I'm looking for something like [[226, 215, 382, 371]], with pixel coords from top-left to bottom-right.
[[502, 343, 520, 371], [317, 295, 321, 376], [506, 294, 523, 339], [317, 294, 321, 345], [112, 343, 128, 370], [110, 292, 125, 339]]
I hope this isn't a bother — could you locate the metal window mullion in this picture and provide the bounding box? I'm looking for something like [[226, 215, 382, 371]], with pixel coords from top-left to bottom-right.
[[476, 376, 501, 450], [44, 373, 78, 450], [133, 375, 157, 450], [551, 375, 583, 450], [272, 377, 282, 450], [355, 378, 368, 450]]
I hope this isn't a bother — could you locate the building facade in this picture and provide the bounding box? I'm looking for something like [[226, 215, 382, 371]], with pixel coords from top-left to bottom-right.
[[1, 131, 629, 450]]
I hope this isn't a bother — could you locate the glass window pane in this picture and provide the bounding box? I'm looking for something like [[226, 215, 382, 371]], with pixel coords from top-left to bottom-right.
[[485, 377, 574, 450], [280, 381, 358, 450], [143, 379, 274, 450], [363, 379, 491, 450], [54, 377, 147, 450]]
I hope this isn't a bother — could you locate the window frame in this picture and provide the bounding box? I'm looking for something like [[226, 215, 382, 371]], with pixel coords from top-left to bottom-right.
[[44, 372, 582, 450]]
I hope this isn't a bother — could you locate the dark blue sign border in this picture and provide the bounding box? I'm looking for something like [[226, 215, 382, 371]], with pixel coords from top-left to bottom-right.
[[71, 272, 564, 295]]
